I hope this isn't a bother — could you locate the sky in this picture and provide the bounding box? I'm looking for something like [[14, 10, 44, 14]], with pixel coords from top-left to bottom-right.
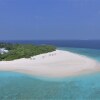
[[0, 0, 100, 40]]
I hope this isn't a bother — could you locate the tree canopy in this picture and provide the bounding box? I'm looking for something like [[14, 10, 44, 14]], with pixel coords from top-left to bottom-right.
[[0, 43, 56, 61]]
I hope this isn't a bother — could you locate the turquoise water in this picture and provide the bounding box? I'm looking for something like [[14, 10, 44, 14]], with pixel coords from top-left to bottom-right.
[[58, 47, 100, 61], [0, 47, 100, 100]]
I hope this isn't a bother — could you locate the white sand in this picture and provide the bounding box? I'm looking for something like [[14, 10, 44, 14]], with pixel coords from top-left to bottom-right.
[[0, 50, 99, 78]]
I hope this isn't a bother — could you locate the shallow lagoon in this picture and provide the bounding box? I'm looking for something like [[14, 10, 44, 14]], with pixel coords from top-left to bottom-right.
[[0, 47, 100, 100], [0, 72, 100, 100]]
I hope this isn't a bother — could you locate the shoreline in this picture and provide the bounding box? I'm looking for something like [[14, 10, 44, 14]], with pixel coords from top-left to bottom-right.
[[0, 50, 100, 78]]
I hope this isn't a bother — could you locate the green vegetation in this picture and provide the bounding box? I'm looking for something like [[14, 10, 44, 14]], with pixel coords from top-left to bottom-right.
[[0, 43, 56, 61]]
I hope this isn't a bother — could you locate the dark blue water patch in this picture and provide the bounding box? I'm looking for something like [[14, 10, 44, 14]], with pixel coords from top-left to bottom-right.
[[1, 40, 100, 49], [0, 72, 100, 100]]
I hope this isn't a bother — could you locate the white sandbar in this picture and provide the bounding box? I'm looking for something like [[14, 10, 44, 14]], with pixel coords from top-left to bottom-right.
[[0, 50, 99, 78]]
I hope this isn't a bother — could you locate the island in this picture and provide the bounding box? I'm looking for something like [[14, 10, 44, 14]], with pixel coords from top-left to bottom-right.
[[0, 42, 56, 61], [0, 42, 100, 78]]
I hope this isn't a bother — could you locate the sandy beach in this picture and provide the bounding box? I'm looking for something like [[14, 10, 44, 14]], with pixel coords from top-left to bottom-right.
[[0, 50, 99, 78]]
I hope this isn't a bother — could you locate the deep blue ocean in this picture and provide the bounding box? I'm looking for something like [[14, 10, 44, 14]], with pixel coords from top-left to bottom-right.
[[0, 40, 100, 100], [1, 40, 100, 49]]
